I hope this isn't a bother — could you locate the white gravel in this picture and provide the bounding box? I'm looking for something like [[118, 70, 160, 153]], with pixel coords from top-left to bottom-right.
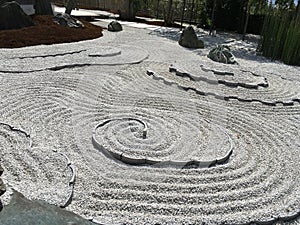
[[0, 21, 299, 224]]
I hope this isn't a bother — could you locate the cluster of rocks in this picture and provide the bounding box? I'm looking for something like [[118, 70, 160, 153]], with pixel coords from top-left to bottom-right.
[[208, 44, 236, 64], [53, 13, 84, 28], [0, 0, 34, 30], [0, 164, 6, 212]]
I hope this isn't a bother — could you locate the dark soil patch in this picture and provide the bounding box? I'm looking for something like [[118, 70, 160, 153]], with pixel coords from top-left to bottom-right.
[[0, 15, 103, 48]]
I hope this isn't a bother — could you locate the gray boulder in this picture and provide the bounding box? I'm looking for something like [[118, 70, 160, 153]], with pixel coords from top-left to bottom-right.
[[0, 1, 34, 30], [179, 26, 204, 49], [208, 45, 236, 64], [108, 21, 122, 32], [53, 13, 84, 28], [0, 190, 95, 225]]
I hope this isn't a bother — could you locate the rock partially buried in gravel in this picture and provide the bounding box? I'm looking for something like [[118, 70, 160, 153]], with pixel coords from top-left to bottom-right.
[[0, 1, 34, 30], [0, 164, 5, 212], [108, 21, 123, 32], [0, 164, 3, 176], [208, 45, 236, 64], [0, 178, 5, 196], [0, 190, 94, 225], [53, 13, 84, 28], [179, 26, 204, 49]]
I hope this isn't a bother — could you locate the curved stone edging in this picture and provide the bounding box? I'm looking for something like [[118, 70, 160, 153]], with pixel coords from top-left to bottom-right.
[[0, 164, 5, 212], [169, 66, 269, 89], [0, 122, 76, 208], [52, 149, 76, 208], [0, 122, 32, 148], [235, 209, 300, 225], [147, 70, 300, 106], [14, 50, 87, 60], [92, 118, 233, 168], [0, 46, 149, 73]]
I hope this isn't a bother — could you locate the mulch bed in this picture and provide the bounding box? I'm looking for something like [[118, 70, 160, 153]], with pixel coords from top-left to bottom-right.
[[0, 15, 103, 48]]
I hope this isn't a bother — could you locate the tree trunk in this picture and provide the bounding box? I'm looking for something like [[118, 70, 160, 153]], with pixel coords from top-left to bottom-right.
[[65, 0, 76, 15], [242, 0, 250, 41], [120, 0, 136, 20], [209, 0, 217, 35], [189, 0, 195, 24], [165, 0, 173, 25], [156, 0, 160, 19], [180, 0, 186, 30], [35, 0, 53, 15]]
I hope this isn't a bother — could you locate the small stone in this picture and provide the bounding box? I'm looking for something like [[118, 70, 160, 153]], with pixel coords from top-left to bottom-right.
[[108, 21, 123, 32]]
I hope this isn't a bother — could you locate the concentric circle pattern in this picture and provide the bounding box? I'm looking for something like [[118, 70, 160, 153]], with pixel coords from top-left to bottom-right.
[[0, 24, 299, 224], [92, 114, 233, 168]]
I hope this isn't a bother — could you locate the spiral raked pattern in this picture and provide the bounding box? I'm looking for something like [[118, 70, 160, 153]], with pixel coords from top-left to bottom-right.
[[92, 114, 233, 168]]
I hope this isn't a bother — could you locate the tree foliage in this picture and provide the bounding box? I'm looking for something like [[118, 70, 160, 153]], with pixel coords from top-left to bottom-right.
[[259, 2, 300, 65], [34, 0, 53, 15]]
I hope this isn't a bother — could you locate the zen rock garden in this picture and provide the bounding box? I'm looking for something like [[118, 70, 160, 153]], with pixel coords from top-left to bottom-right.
[[0, 1, 299, 225]]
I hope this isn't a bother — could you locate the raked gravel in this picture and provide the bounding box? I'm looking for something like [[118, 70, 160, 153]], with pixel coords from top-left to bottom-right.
[[0, 21, 299, 224]]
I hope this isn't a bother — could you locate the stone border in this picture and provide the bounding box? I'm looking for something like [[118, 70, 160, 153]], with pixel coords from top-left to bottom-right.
[[169, 66, 269, 89], [0, 122, 32, 148], [147, 70, 300, 106], [0, 164, 5, 211], [92, 118, 233, 168], [52, 149, 76, 209], [0, 122, 76, 208], [0, 46, 149, 73]]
